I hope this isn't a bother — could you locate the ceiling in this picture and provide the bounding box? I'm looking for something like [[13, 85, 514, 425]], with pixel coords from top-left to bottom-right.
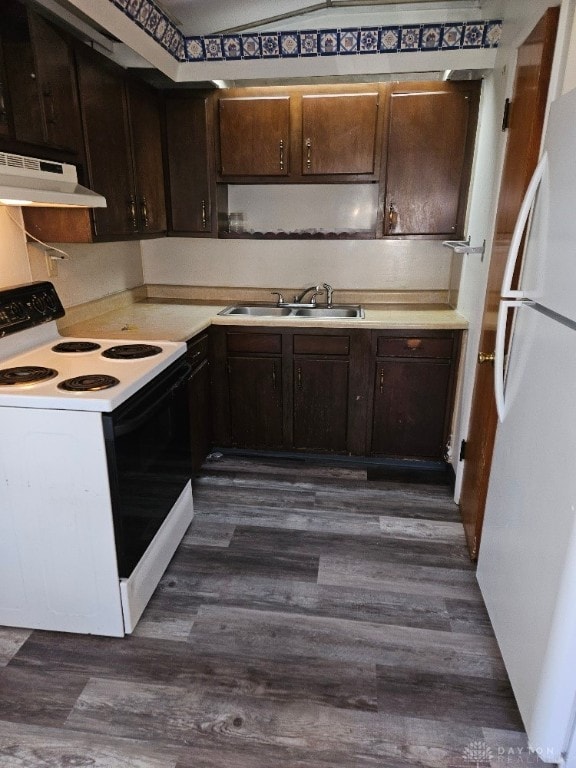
[[154, 0, 490, 36]]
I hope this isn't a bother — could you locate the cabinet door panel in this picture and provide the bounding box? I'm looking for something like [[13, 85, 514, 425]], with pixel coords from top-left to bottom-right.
[[228, 356, 283, 448], [219, 96, 290, 177], [384, 88, 474, 236], [75, 48, 134, 238], [371, 359, 451, 459], [166, 95, 213, 234], [301, 93, 379, 176], [128, 81, 166, 234], [293, 358, 349, 452]]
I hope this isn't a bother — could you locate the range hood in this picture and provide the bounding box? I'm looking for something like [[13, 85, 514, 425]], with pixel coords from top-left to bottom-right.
[[0, 153, 106, 207]]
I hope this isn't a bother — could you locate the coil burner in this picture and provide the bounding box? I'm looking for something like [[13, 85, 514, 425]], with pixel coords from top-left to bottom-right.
[[57, 374, 120, 392], [0, 366, 58, 386], [102, 344, 162, 360], [52, 341, 102, 353]]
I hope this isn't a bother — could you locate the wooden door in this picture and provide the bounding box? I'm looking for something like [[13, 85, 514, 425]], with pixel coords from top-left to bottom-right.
[[128, 80, 166, 235], [218, 96, 290, 177], [293, 358, 349, 451], [227, 356, 284, 448], [459, 8, 559, 560], [301, 93, 379, 177], [165, 93, 214, 235], [384, 82, 479, 237], [75, 47, 135, 238]]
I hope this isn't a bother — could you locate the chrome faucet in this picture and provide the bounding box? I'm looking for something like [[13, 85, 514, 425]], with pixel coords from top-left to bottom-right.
[[322, 283, 334, 307], [293, 284, 324, 305]]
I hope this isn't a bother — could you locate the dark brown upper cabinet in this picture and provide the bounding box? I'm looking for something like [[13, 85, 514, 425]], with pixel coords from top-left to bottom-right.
[[164, 92, 218, 236], [300, 92, 380, 179], [382, 81, 480, 238], [218, 95, 291, 178], [0, 0, 82, 155]]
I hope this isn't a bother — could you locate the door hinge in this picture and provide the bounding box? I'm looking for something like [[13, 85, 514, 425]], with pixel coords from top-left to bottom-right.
[[459, 439, 467, 461], [502, 98, 511, 131]]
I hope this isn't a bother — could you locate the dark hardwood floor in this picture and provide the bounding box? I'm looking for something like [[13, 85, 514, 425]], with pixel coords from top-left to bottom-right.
[[0, 456, 538, 767]]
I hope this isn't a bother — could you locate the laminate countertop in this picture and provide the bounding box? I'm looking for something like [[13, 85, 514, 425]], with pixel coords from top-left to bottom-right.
[[59, 299, 468, 343]]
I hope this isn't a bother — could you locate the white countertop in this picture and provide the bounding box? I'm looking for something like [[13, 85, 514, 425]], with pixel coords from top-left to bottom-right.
[[59, 300, 468, 342]]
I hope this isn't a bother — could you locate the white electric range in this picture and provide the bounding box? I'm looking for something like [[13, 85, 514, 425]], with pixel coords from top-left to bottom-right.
[[0, 281, 194, 636]]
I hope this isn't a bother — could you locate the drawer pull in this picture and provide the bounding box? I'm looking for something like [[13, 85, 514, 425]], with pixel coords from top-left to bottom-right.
[[405, 338, 423, 351], [305, 138, 312, 170]]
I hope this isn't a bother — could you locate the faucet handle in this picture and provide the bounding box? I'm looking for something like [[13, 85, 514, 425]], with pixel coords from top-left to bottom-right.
[[310, 288, 324, 305], [270, 291, 285, 305]]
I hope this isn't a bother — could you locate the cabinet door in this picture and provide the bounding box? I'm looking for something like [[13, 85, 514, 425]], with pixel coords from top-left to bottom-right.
[[293, 358, 349, 452], [301, 93, 379, 177], [165, 94, 214, 235], [218, 96, 290, 177], [75, 47, 135, 238], [0, 40, 10, 137], [371, 359, 452, 459], [227, 356, 283, 448], [127, 80, 166, 235], [383, 84, 479, 237]]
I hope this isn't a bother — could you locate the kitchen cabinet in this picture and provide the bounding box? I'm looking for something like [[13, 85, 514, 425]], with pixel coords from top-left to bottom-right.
[[0, 0, 82, 154], [218, 96, 291, 179], [210, 326, 368, 454], [300, 93, 380, 178], [382, 82, 480, 238], [186, 332, 212, 474], [369, 331, 461, 460], [165, 92, 218, 236], [24, 45, 167, 242]]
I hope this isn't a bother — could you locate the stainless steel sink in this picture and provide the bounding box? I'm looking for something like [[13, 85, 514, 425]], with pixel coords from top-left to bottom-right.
[[218, 304, 364, 319], [291, 306, 364, 318], [219, 305, 292, 316]]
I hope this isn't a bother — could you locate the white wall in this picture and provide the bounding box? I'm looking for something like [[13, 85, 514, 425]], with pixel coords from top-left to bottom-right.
[[0, 208, 33, 288], [141, 237, 453, 293]]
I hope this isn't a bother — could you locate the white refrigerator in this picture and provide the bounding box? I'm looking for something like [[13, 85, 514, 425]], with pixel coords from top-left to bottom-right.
[[478, 87, 576, 766]]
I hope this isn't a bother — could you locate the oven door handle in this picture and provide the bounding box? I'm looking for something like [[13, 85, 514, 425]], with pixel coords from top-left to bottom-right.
[[113, 363, 192, 437]]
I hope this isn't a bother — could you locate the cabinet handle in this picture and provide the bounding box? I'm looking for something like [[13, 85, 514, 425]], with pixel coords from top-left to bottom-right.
[[272, 362, 277, 390], [43, 87, 56, 125], [297, 366, 303, 390], [128, 196, 138, 230], [305, 138, 312, 170], [279, 139, 285, 171], [0, 81, 7, 125], [201, 199, 207, 230], [379, 368, 384, 394], [140, 197, 149, 229], [388, 202, 398, 232]]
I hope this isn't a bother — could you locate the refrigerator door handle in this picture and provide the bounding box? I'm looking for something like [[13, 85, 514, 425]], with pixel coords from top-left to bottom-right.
[[495, 299, 525, 422], [501, 152, 548, 298]]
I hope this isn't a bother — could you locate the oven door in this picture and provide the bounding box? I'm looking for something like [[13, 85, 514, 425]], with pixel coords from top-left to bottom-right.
[[103, 356, 193, 579]]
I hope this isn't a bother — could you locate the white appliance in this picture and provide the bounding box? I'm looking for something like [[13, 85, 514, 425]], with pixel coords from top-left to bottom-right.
[[478, 87, 576, 766], [0, 282, 194, 637], [0, 152, 106, 207]]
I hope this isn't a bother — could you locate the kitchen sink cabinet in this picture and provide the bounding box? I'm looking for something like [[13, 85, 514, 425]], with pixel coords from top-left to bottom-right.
[[0, 0, 82, 155], [165, 92, 218, 236], [217, 95, 291, 179], [368, 330, 461, 460], [300, 92, 380, 179], [382, 82, 480, 238], [210, 327, 368, 455], [186, 333, 212, 474]]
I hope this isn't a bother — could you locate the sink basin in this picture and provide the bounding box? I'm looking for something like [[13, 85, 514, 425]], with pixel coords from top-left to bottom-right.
[[291, 306, 364, 318], [218, 304, 364, 319], [219, 305, 292, 316]]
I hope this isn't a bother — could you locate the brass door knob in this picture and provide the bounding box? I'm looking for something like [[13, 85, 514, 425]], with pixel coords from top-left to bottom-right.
[[478, 352, 496, 364]]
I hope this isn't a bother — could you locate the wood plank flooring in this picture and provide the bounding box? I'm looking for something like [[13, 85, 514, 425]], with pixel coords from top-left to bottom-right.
[[0, 456, 540, 767]]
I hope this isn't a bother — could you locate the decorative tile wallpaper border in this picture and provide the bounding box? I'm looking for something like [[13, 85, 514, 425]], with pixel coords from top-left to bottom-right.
[[107, 1, 501, 64]]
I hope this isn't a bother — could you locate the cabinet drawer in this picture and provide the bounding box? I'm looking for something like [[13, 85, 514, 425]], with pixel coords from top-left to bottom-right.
[[293, 334, 350, 355], [376, 336, 453, 359], [227, 332, 282, 354], [187, 334, 209, 367]]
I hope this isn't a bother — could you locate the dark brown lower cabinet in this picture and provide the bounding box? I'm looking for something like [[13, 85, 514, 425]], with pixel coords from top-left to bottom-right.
[[210, 325, 460, 461], [369, 330, 460, 460], [187, 333, 212, 474]]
